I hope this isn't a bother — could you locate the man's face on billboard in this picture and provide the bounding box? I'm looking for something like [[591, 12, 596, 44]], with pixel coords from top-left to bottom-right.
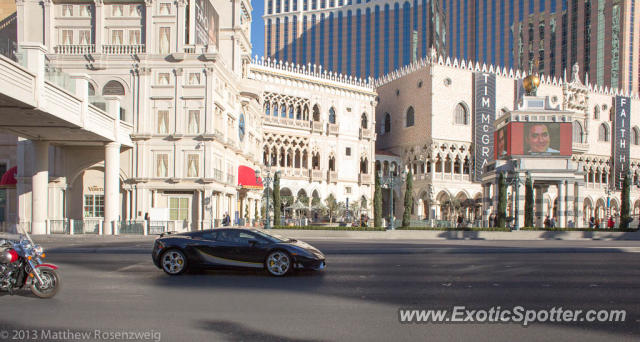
[[527, 124, 550, 153], [497, 130, 505, 155]]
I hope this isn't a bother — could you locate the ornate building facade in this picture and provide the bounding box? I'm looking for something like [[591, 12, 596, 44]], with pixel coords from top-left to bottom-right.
[[376, 51, 640, 227], [0, 0, 264, 233], [249, 58, 377, 220]]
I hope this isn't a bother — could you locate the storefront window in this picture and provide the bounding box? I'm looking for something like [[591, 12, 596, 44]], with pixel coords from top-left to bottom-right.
[[84, 194, 104, 218], [169, 197, 189, 221]]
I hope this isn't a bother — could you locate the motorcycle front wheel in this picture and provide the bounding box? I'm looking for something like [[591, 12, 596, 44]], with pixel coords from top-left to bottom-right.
[[30, 266, 61, 299]]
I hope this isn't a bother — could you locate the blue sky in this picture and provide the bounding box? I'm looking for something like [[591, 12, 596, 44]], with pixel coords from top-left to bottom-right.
[[251, 1, 265, 58]]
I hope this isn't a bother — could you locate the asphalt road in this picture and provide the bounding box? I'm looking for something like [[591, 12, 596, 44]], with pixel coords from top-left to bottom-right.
[[1, 237, 640, 342]]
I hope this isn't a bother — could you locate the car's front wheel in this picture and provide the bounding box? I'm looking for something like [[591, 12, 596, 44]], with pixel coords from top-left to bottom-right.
[[161, 249, 188, 275], [265, 250, 291, 276]]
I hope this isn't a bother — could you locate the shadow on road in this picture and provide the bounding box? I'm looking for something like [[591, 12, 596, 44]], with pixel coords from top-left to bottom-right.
[[195, 320, 327, 342]]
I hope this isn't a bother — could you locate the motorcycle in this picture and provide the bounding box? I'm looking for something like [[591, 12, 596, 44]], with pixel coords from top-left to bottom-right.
[[0, 228, 61, 298]]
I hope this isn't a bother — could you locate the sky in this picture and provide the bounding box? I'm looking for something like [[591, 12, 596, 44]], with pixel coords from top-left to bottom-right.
[[250, 1, 265, 58]]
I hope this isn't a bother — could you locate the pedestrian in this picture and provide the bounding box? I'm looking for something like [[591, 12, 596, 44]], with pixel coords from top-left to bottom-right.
[[544, 215, 550, 228], [222, 212, 230, 226], [550, 216, 556, 228], [594, 218, 600, 229], [588, 217, 595, 228], [607, 216, 614, 229], [457, 215, 463, 228]]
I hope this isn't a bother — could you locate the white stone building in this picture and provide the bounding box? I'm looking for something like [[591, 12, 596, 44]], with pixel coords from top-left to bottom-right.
[[375, 51, 640, 227], [249, 58, 377, 221], [0, 0, 264, 233]]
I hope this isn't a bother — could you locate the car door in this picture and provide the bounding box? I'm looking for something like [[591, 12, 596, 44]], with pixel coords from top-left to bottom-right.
[[190, 230, 226, 266], [232, 230, 271, 265]]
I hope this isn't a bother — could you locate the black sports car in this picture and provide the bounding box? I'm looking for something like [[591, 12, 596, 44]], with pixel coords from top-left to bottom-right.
[[152, 228, 326, 276]]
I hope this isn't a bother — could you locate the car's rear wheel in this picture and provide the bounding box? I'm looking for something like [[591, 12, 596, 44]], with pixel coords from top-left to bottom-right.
[[161, 249, 187, 275], [265, 250, 291, 276]]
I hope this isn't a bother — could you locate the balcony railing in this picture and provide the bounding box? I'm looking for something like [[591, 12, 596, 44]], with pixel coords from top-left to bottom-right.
[[263, 115, 311, 129], [226, 173, 235, 185], [311, 121, 323, 133], [102, 44, 146, 55], [359, 173, 373, 184], [213, 169, 224, 182], [572, 142, 590, 153], [328, 170, 338, 183], [54, 44, 96, 55], [359, 127, 373, 139], [328, 123, 339, 135], [310, 169, 323, 182]]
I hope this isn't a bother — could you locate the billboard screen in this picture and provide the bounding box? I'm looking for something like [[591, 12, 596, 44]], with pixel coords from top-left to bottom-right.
[[495, 122, 572, 157], [194, 0, 219, 47]]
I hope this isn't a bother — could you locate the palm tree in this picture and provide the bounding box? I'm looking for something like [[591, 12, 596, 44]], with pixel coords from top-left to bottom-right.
[[325, 194, 339, 223]]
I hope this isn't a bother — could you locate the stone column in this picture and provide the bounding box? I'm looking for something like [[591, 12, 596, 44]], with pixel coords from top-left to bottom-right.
[[574, 181, 584, 227], [144, 0, 154, 53], [556, 182, 565, 227], [31, 141, 49, 235], [565, 181, 575, 227], [104, 142, 121, 235], [43, 0, 53, 51], [535, 186, 545, 227], [515, 177, 526, 229], [176, 0, 186, 49], [95, 0, 104, 53]]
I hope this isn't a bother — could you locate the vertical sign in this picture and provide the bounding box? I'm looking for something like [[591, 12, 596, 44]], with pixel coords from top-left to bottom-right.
[[474, 72, 496, 180], [614, 96, 631, 189]]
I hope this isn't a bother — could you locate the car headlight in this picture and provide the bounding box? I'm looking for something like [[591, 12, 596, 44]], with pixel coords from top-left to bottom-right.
[[33, 245, 44, 256]]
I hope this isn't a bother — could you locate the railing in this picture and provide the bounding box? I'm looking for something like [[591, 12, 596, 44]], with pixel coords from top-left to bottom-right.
[[54, 44, 96, 55], [119, 220, 145, 235], [359, 127, 373, 139], [328, 123, 339, 135], [45, 67, 77, 95], [359, 173, 373, 184], [0, 222, 31, 234], [149, 221, 169, 235], [572, 142, 590, 153], [183, 45, 196, 53], [72, 220, 101, 234], [213, 169, 224, 182], [328, 170, 338, 183], [226, 173, 235, 185], [263, 115, 312, 129], [311, 169, 323, 182], [49, 220, 69, 234], [0, 36, 16, 61], [102, 44, 145, 55], [311, 121, 323, 133]]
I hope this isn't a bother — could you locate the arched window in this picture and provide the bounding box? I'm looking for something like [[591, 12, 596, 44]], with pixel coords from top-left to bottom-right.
[[360, 157, 368, 174], [281, 104, 286, 117], [313, 104, 320, 121], [361, 112, 368, 129], [384, 113, 391, 133], [594, 106, 600, 119], [265, 102, 270, 116], [328, 107, 336, 124], [598, 123, 609, 142], [405, 106, 415, 127], [296, 106, 301, 120], [273, 103, 279, 117], [572, 121, 584, 143], [328, 155, 335, 171], [454, 103, 468, 125], [102, 80, 125, 96], [633, 127, 640, 145], [288, 106, 294, 119]]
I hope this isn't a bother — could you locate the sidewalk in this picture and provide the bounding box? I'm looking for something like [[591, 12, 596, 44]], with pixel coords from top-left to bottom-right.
[[28, 229, 640, 242]]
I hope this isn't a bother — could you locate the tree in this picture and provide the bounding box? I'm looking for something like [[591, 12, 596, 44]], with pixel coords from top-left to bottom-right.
[[374, 173, 383, 227], [273, 172, 281, 226], [620, 174, 631, 228], [325, 194, 339, 223], [402, 170, 413, 227], [497, 173, 507, 228], [524, 175, 534, 227]]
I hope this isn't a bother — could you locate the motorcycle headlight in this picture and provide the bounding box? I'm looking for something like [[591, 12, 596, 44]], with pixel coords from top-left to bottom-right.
[[34, 245, 44, 256]]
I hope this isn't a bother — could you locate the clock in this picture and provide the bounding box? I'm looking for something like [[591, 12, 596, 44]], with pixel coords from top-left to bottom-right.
[[239, 113, 245, 141]]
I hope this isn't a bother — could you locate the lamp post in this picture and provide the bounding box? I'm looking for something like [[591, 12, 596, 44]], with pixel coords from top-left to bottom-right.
[[378, 169, 406, 230], [256, 167, 279, 230], [506, 170, 529, 230]]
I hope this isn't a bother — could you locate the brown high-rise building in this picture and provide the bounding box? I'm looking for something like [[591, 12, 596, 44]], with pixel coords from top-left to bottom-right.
[[264, 0, 640, 94]]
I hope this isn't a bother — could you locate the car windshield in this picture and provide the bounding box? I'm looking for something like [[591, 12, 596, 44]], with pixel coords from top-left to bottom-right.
[[251, 229, 290, 243]]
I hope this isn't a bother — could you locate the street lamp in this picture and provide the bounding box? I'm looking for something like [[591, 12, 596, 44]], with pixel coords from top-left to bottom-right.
[[378, 168, 407, 230], [505, 169, 529, 230], [257, 166, 280, 229]]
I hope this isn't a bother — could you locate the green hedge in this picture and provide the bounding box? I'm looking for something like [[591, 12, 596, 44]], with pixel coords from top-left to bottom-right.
[[518, 227, 639, 232], [272, 226, 386, 231], [394, 227, 511, 232]]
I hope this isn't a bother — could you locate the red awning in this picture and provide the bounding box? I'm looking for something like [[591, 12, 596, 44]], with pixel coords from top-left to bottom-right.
[[237, 165, 263, 189], [0, 166, 17, 188]]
